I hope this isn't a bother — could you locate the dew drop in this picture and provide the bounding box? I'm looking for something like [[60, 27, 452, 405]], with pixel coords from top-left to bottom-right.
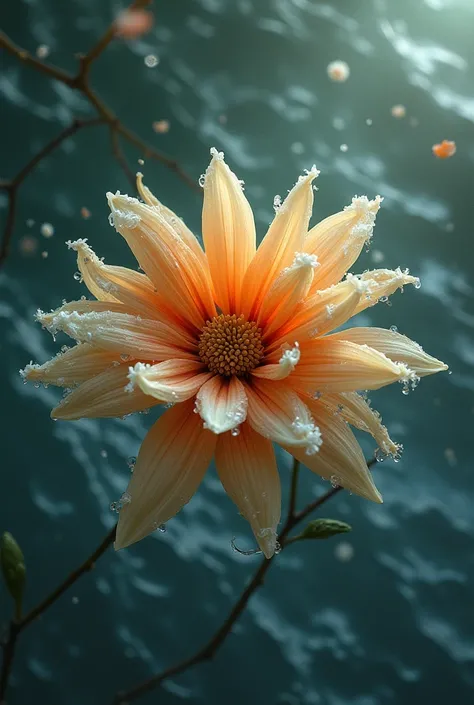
[[330, 474, 341, 488], [127, 456, 137, 471], [144, 54, 159, 68], [390, 325, 398, 333], [73, 271, 82, 281], [231, 427, 241, 437]]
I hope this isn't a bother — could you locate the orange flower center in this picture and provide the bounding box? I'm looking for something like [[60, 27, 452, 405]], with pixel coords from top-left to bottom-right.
[[198, 314, 264, 377]]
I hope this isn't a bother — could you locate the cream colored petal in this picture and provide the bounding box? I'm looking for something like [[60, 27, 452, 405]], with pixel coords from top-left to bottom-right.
[[241, 167, 319, 320], [320, 392, 400, 457], [108, 192, 216, 331], [352, 268, 420, 316], [202, 149, 256, 314], [115, 400, 216, 549], [51, 365, 157, 420], [292, 339, 406, 394], [196, 375, 247, 434], [136, 172, 208, 269], [286, 398, 382, 502], [266, 278, 362, 354], [21, 343, 123, 387], [328, 327, 447, 377], [305, 195, 382, 293], [252, 343, 300, 381], [67, 239, 163, 319], [215, 422, 281, 559], [258, 252, 318, 339], [128, 359, 212, 403], [244, 378, 322, 454], [36, 307, 197, 361]]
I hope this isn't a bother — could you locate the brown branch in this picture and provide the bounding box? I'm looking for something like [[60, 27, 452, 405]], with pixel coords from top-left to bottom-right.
[[110, 128, 136, 190], [0, 118, 104, 265], [79, 0, 152, 74], [0, 0, 198, 266], [112, 458, 377, 704], [0, 30, 75, 86], [0, 526, 116, 702]]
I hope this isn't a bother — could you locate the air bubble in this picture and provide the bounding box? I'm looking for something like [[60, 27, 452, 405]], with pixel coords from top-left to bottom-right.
[[390, 325, 398, 333], [230, 427, 241, 437], [330, 474, 341, 488], [198, 174, 206, 187], [127, 456, 137, 471], [73, 271, 82, 281], [144, 54, 159, 68]]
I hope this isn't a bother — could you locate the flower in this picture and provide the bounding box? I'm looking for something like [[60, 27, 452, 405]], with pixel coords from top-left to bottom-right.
[[21, 149, 447, 558]]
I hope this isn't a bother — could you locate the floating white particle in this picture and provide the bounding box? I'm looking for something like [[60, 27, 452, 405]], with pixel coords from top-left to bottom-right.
[[36, 44, 50, 59], [391, 104, 406, 119], [40, 222, 54, 238], [327, 60, 350, 82], [332, 116, 346, 131], [144, 54, 159, 68], [290, 141, 305, 155], [340, 143, 348, 153], [335, 541, 354, 562]]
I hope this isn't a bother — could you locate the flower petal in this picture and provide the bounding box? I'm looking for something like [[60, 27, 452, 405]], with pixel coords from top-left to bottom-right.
[[136, 173, 209, 269], [241, 167, 319, 320], [108, 192, 216, 331], [291, 339, 405, 394], [202, 149, 256, 313], [51, 365, 157, 420], [258, 252, 318, 339], [245, 378, 322, 453], [196, 375, 247, 434], [115, 400, 216, 549], [305, 195, 382, 293], [37, 307, 197, 361], [66, 239, 162, 319], [320, 392, 400, 457], [351, 268, 420, 316], [128, 359, 212, 403], [215, 422, 281, 558], [266, 277, 362, 354], [252, 343, 300, 381], [286, 399, 382, 502], [20, 343, 123, 387], [328, 327, 448, 377]]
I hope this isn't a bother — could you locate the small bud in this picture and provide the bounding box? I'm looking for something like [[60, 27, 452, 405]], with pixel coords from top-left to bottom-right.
[[294, 518, 352, 542], [1, 532, 26, 619]]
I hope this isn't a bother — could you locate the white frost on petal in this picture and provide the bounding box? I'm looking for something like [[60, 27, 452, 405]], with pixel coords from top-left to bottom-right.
[[125, 362, 151, 392], [396, 363, 420, 394], [292, 415, 323, 456], [66, 238, 88, 250], [345, 272, 374, 294], [279, 342, 300, 373], [343, 195, 383, 250], [107, 191, 141, 230], [291, 252, 320, 270], [209, 146, 225, 161]]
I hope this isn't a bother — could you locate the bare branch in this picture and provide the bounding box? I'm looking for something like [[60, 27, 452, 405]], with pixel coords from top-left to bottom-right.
[[0, 30, 75, 86]]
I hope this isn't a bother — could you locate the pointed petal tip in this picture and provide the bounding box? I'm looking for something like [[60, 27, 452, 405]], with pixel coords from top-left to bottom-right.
[[256, 528, 278, 559]]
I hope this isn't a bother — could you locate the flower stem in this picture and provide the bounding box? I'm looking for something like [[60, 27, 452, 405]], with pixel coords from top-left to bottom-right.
[[0, 526, 116, 702], [112, 458, 377, 704]]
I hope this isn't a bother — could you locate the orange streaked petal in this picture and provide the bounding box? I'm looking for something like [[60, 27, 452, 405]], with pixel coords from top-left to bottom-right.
[[305, 195, 382, 292], [241, 167, 319, 320], [202, 149, 256, 314], [258, 252, 318, 339], [328, 327, 448, 377], [320, 391, 400, 458], [128, 359, 212, 403], [252, 343, 300, 381], [286, 399, 382, 502], [196, 375, 247, 434], [292, 338, 405, 394], [136, 173, 210, 276], [51, 364, 157, 420], [67, 239, 163, 319], [108, 192, 216, 331], [245, 378, 322, 453], [36, 307, 197, 361], [351, 268, 420, 316], [215, 422, 281, 558], [115, 400, 216, 549], [21, 343, 124, 387]]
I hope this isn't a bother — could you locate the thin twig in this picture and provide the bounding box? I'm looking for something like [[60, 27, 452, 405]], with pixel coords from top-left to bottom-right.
[[110, 128, 136, 190], [0, 118, 104, 265], [0, 526, 116, 702], [0, 0, 198, 266], [113, 459, 377, 704], [287, 455, 300, 519]]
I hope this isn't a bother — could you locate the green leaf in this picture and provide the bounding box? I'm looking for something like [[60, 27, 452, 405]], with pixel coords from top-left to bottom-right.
[[1, 532, 26, 619], [294, 518, 352, 542]]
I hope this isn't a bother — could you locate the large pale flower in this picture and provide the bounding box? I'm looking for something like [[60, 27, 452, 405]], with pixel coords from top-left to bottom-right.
[[22, 149, 447, 558]]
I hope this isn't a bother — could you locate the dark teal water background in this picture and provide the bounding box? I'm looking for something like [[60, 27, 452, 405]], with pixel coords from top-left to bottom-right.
[[1, 0, 473, 703]]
